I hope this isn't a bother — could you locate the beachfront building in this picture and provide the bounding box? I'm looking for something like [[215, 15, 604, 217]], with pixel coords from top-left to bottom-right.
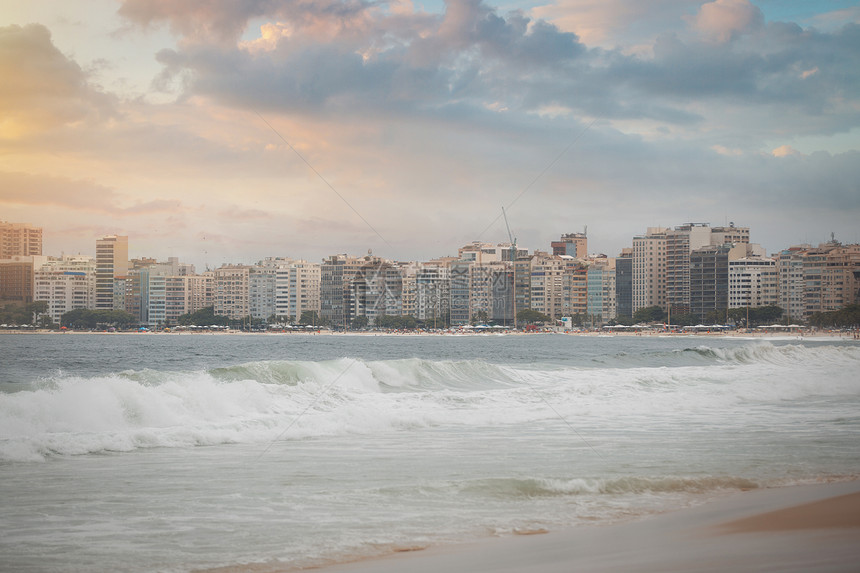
[[321, 254, 367, 329], [449, 259, 472, 326], [33, 255, 95, 324], [398, 262, 419, 320], [213, 265, 251, 320], [95, 235, 129, 311], [690, 244, 731, 322], [513, 257, 532, 320], [346, 257, 403, 326], [615, 249, 633, 320], [0, 221, 42, 258], [632, 227, 668, 313], [286, 261, 321, 323], [261, 257, 321, 323], [463, 261, 514, 324], [690, 243, 757, 322], [0, 255, 48, 305], [529, 253, 567, 320], [801, 242, 860, 318], [165, 276, 191, 325], [249, 267, 276, 321], [562, 260, 589, 318], [665, 224, 713, 315], [729, 256, 778, 310], [415, 261, 451, 325], [124, 266, 166, 327], [775, 246, 810, 322], [586, 256, 617, 325]]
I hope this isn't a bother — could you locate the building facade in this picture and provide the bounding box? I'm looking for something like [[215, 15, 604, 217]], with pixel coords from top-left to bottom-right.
[[95, 235, 129, 310], [0, 222, 42, 258], [632, 227, 668, 312], [33, 255, 95, 324], [729, 257, 778, 309]]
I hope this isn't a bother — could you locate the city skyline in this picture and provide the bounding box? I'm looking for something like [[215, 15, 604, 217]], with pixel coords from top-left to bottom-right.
[[2, 1, 859, 272]]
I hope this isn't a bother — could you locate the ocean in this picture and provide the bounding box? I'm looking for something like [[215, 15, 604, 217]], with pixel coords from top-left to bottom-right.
[[1, 332, 858, 572]]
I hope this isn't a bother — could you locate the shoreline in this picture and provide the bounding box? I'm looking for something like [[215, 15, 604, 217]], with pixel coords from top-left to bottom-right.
[[0, 328, 855, 340], [314, 481, 860, 573], [199, 481, 860, 573]]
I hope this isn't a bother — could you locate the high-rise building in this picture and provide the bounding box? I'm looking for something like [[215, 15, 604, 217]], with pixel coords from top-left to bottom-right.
[[249, 267, 276, 321], [415, 261, 451, 324], [347, 259, 403, 326], [632, 227, 668, 312], [449, 259, 472, 326], [665, 224, 712, 314], [776, 245, 810, 322], [801, 242, 860, 318], [729, 257, 778, 309], [320, 254, 365, 329], [213, 265, 250, 320], [615, 249, 633, 320], [529, 253, 567, 319], [587, 257, 616, 325], [0, 255, 48, 304], [690, 244, 731, 322], [33, 255, 95, 324], [690, 243, 753, 322], [95, 235, 128, 310], [0, 222, 42, 258]]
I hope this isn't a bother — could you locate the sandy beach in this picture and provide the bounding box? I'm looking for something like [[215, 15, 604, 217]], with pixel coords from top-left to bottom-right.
[[306, 481, 860, 573]]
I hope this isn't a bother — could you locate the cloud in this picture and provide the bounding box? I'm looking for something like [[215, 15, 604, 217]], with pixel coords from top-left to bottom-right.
[[116, 0, 860, 147], [690, 0, 764, 43], [531, 0, 691, 50], [771, 144, 800, 157], [0, 171, 183, 216], [0, 24, 115, 137]]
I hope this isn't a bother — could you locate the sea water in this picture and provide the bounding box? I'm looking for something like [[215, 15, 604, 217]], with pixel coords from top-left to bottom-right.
[[1, 333, 858, 572]]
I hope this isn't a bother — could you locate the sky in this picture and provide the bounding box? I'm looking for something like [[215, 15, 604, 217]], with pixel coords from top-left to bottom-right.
[[1, 0, 859, 270]]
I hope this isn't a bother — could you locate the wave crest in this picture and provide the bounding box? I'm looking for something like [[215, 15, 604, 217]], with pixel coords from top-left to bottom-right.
[[459, 475, 759, 498]]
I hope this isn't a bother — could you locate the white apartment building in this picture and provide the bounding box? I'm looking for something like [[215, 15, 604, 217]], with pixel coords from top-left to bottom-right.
[[214, 266, 250, 320], [265, 259, 321, 323], [33, 256, 95, 324], [729, 257, 778, 309], [399, 262, 420, 319], [530, 254, 567, 319], [632, 227, 668, 312], [249, 268, 276, 320], [415, 262, 450, 323], [775, 246, 810, 321], [287, 261, 321, 322]]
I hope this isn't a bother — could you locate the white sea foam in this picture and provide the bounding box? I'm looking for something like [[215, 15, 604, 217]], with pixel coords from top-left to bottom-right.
[[1, 336, 859, 573], [2, 342, 858, 462]]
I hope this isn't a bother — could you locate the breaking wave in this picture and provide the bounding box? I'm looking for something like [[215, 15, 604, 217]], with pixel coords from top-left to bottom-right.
[[2, 342, 858, 462]]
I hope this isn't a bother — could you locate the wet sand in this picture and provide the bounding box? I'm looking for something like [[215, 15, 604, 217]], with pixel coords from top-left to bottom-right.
[[312, 481, 860, 573]]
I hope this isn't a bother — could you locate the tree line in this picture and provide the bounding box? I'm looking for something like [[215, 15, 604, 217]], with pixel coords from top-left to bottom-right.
[[807, 304, 860, 328]]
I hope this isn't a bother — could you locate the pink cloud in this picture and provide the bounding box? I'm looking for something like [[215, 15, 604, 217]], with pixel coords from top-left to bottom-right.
[[690, 0, 764, 43]]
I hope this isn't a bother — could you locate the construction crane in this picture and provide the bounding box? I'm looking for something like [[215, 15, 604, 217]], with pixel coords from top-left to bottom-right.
[[502, 207, 517, 330]]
